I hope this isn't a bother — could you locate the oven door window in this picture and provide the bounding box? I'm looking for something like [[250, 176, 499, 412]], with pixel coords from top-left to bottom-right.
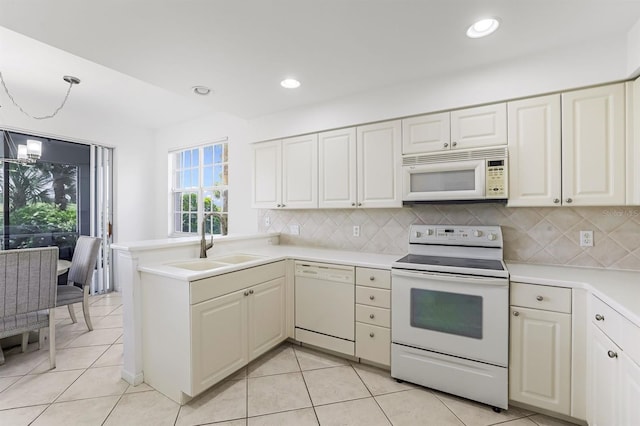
[[410, 288, 482, 339]]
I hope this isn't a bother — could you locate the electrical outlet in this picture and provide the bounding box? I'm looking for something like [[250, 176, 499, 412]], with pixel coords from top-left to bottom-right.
[[580, 230, 593, 247], [264, 216, 270, 227], [290, 224, 300, 235], [353, 225, 360, 237]]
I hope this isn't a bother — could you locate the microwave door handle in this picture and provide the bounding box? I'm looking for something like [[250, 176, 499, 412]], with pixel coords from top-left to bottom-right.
[[392, 269, 507, 286]]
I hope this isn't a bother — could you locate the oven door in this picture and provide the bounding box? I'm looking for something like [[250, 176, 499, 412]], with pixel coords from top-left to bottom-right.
[[402, 159, 485, 201], [391, 269, 508, 366]]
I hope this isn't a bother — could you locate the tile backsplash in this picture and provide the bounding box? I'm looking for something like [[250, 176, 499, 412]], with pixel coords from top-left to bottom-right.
[[257, 205, 640, 271]]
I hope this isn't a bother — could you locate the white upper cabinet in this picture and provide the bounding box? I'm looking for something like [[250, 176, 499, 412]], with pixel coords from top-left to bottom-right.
[[451, 103, 507, 150], [402, 112, 450, 154], [357, 120, 402, 208], [628, 77, 640, 205], [507, 94, 562, 206], [319, 128, 357, 208], [282, 134, 318, 209], [252, 140, 281, 209], [252, 135, 318, 209], [402, 104, 506, 155], [562, 83, 626, 206]]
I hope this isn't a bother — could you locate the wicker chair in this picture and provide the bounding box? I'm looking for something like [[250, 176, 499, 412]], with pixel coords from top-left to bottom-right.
[[0, 246, 58, 368], [56, 236, 101, 331]]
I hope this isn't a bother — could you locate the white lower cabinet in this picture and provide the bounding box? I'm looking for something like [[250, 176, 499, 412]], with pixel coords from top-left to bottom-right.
[[140, 261, 287, 403], [354, 267, 391, 367], [509, 282, 572, 416], [588, 295, 640, 426]]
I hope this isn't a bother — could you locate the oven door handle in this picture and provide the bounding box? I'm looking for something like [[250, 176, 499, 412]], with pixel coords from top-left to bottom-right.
[[392, 269, 508, 286]]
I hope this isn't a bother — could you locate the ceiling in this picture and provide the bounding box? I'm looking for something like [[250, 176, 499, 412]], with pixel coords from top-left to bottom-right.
[[1, 0, 640, 127]]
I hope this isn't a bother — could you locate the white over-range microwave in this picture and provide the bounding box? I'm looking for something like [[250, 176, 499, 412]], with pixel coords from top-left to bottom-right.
[[402, 147, 508, 203]]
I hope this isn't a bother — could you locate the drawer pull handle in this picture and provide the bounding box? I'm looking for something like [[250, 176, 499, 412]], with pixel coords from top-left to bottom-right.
[[244, 291, 249, 296], [608, 350, 618, 359], [369, 276, 375, 281], [513, 311, 520, 317], [369, 314, 375, 319], [249, 289, 254, 295], [595, 314, 605, 321], [369, 332, 375, 338], [536, 296, 544, 301], [369, 295, 375, 300]]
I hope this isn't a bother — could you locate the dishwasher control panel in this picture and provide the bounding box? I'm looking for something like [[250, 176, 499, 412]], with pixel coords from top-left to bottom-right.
[[295, 261, 355, 284]]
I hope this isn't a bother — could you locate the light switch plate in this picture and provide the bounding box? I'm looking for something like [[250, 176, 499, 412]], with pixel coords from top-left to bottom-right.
[[264, 216, 271, 227], [580, 230, 593, 247], [353, 225, 360, 237]]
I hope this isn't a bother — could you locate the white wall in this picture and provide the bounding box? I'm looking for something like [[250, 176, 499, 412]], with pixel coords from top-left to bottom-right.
[[628, 17, 640, 77], [248, 35, 629, 142], [151, 112, 255, 238]]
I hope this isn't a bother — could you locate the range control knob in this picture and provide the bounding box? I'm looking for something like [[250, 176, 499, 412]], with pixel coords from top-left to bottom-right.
[[473, 230, 483, 237], [487, 233, 497, 241]]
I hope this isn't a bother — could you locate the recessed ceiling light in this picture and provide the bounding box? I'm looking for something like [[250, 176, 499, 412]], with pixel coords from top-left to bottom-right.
[[466, 18, 500, 39], [192, 86, 212, 96], [280, 78, 301, 89]]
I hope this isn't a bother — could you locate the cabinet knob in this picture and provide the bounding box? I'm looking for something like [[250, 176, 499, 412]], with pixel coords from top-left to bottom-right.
[[452, 141, 457, 147], [358, 202, 362, 207], [249, 289, 254, 294], [513, 311, 520, 316], [281, 204, 286, 207], [536, 296, 544, 301], [369, 276, 375, 281], [608, 350, 618, 359], [369, 313, 375, 319], [277, 204, 282, 208], [565, 198, 573, 203], [351, 202, 356, 207], [369, 295, 375, 300], [553, 198, 560, 204], [244, 291, 249, 296], [595, 314, 605, 321], [443, 143, 449, 148], [369, 332, 375, 338]]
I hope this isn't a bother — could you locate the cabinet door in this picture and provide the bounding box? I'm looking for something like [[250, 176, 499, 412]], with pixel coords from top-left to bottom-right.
[[282, 134, 318, 209], [562, 83, 625, 205], [319, 128, 357, 208], [589, 325, 619, 426], [357, 120, 402, 208], [620, 351, 640, 426], [507, 95, 562, 207], [509, 306, 571, 415], [450, 103, 507, 149], [248, 277, 286, 361], [402, 112, 451, 154], [252, 141, 281, 208], [191, 290, 248, 396]]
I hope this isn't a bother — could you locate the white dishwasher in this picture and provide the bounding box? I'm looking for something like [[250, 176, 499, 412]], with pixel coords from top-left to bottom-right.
[[295, 261, 355, 356]]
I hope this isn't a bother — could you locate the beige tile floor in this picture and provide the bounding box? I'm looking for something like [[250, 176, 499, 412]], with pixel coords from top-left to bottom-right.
[[0, 292, 579, 426]]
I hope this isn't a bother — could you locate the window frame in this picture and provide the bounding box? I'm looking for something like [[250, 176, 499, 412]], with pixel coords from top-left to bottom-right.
[[169, 139, 228, 237]]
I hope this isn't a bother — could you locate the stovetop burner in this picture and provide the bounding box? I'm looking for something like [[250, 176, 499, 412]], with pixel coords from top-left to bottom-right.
[[395, 254, 505, 271]]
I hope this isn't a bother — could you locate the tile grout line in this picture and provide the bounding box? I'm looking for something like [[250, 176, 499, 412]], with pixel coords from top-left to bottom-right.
[[429, 390, 469, 426], [349, 363, 395, 425], [291, 343, 320, 425]]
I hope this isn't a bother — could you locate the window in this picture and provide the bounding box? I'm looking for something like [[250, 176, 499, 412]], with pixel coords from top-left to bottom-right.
[[171, 141, 228, 236]]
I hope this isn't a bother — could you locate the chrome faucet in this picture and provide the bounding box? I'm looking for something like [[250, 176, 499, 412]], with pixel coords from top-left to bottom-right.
[[200, 212, 227, 258]]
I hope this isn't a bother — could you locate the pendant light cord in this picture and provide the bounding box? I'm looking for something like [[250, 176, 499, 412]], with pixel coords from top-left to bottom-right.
[[0, 71, 79, 120]]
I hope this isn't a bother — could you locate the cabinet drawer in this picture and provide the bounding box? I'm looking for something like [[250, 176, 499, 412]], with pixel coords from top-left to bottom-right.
[[356, 323, 391, 366], [510, 282, 571, 313], [590, 295, 622, 343], [356, 286, 390, 309], [356, 267, 391, 289], [356, 305, 390, 328]]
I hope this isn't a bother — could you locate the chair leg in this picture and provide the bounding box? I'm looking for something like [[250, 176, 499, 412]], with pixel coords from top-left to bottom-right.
[[68, 303, 78, 324], [82, 285, 93, 331], [49, 306, 56, 370], [22, 332, 29, 352]]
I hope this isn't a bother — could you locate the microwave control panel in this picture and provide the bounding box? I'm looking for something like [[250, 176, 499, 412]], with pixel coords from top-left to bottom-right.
[[486, 159, 507, 198]]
